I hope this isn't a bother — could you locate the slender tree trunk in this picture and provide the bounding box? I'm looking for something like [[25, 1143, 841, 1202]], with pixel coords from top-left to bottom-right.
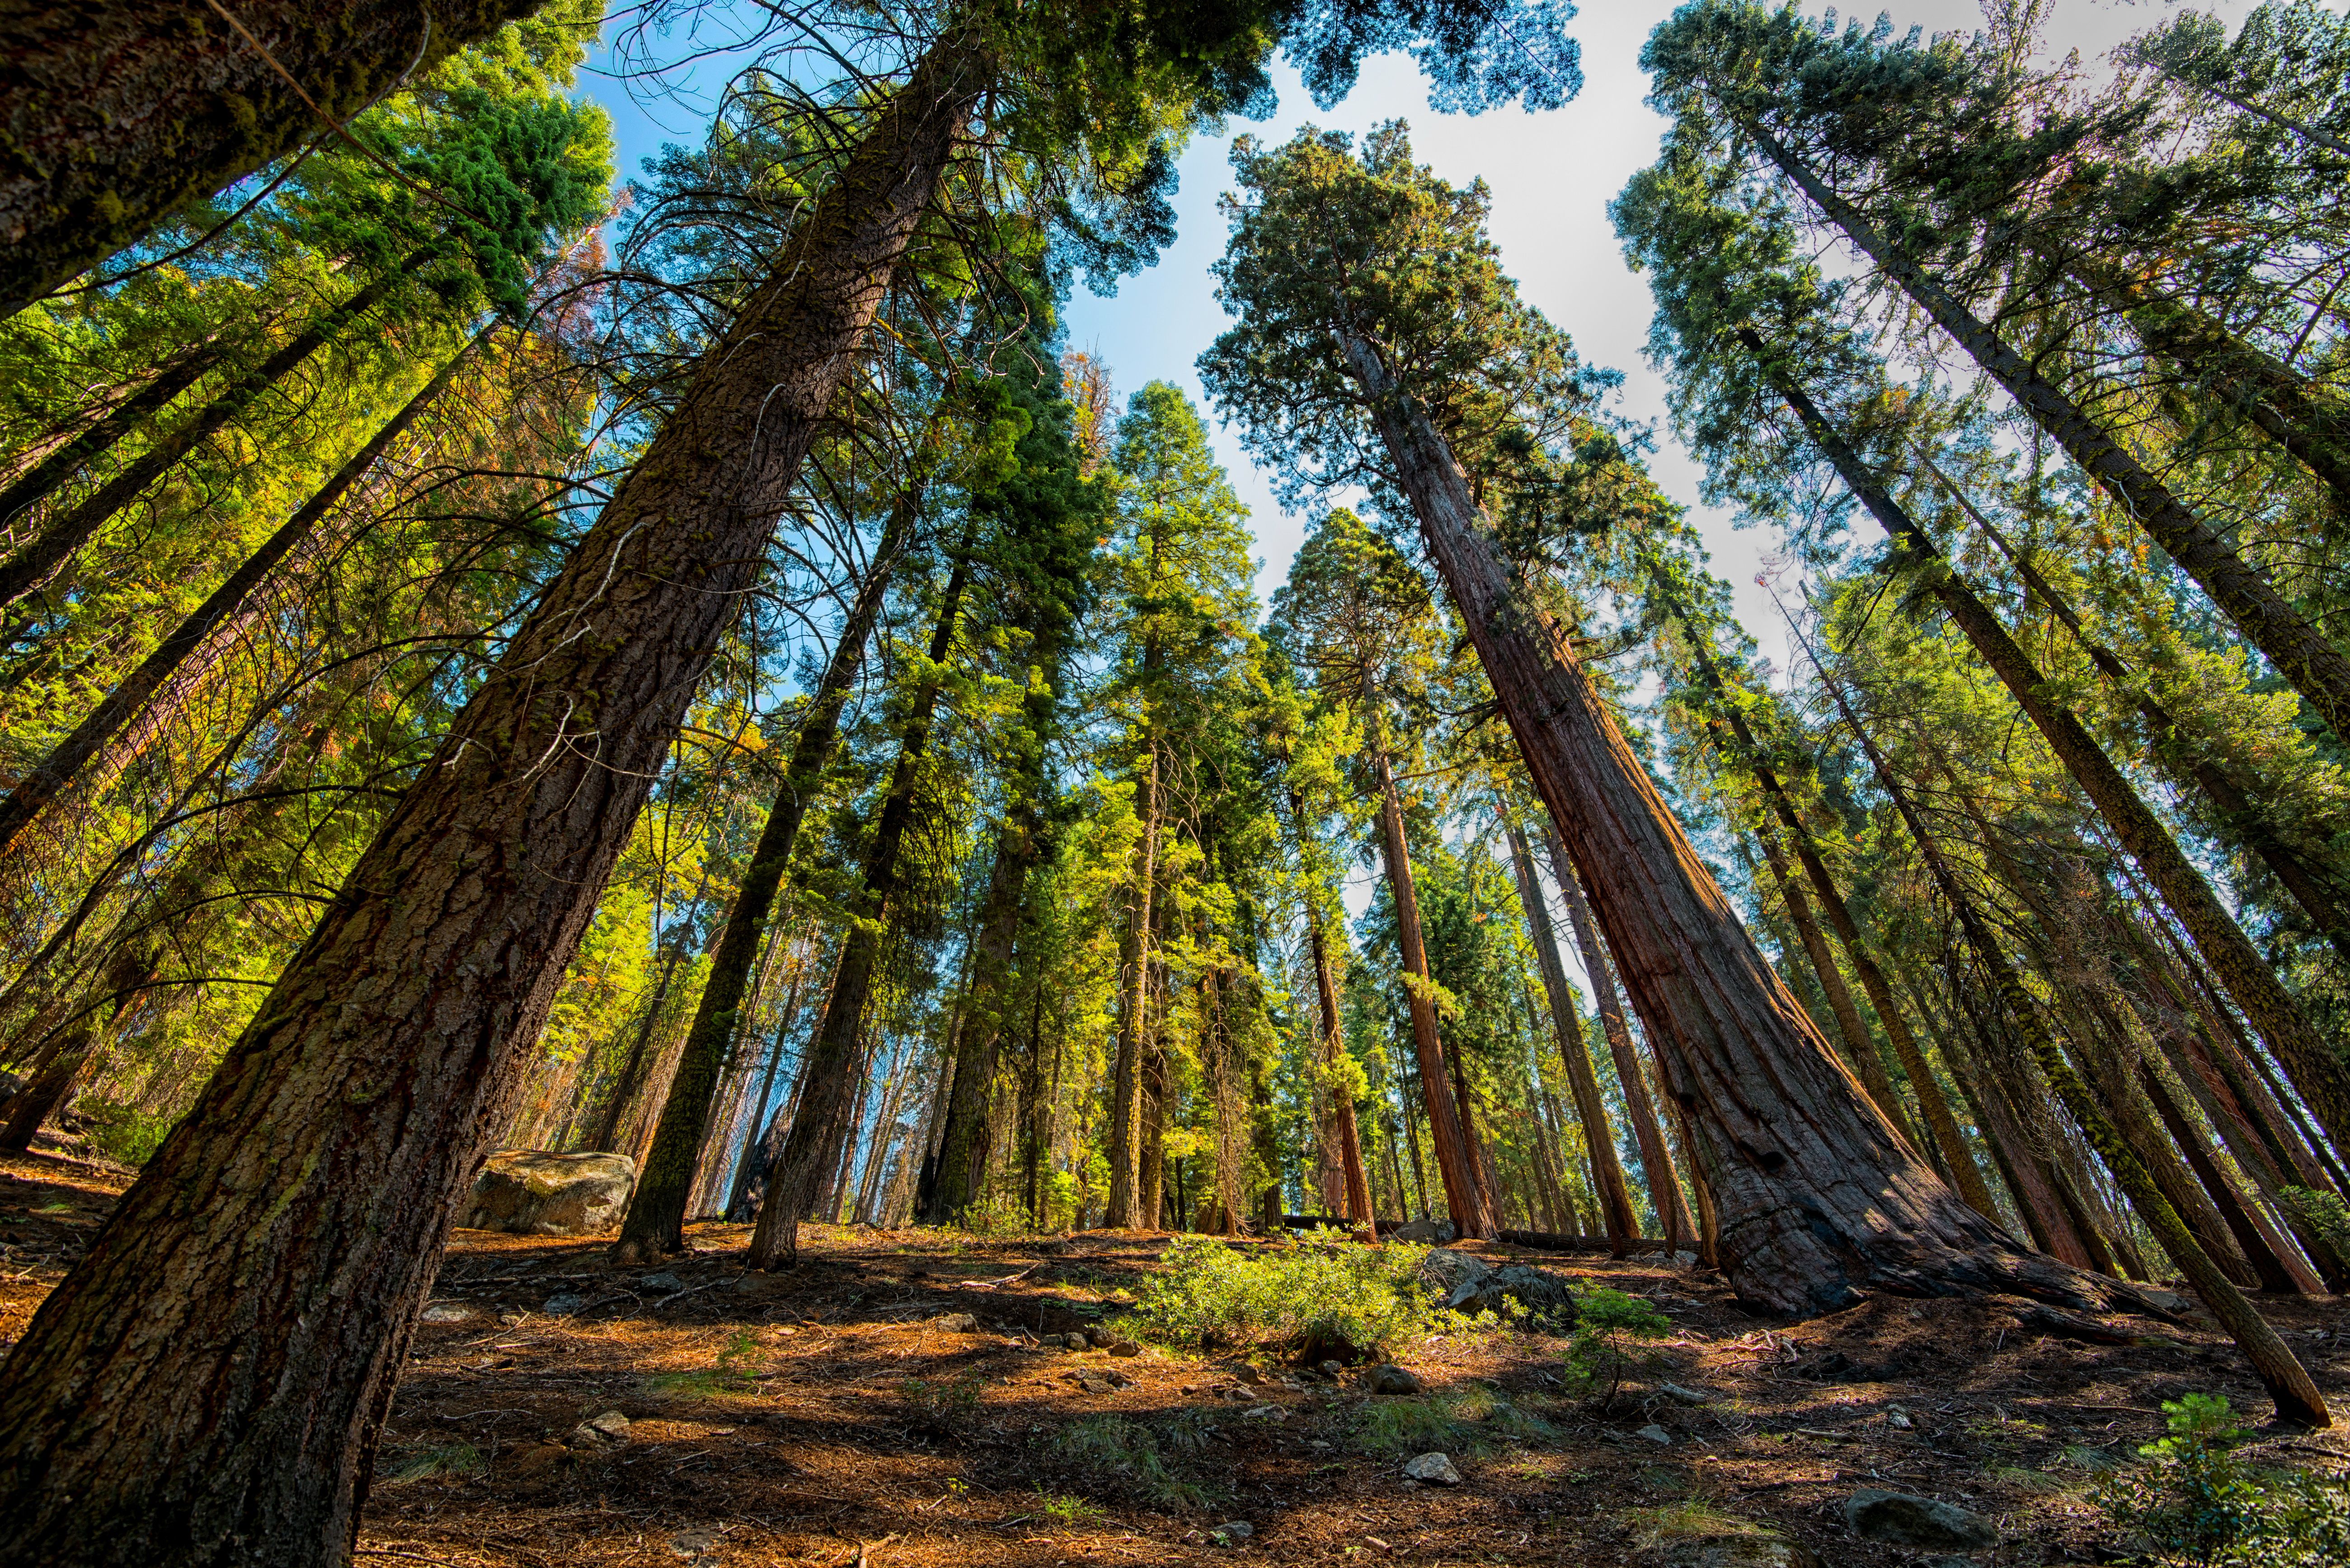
[[1924, 451, 2350, 967], [614, 481, 924, 1259], [1303, 897, 1375, 1230], [1753, 127, 2350, 748], [745, 543, 974, 1270], [0, 327, 484, 866], [0, 0, 545, 314], [1370, 745, 1495, 1238], [1105, 742, 1161, 1227], [723, 925, 813, 1220], [1748, 330, 2350, 1158], [1543, 822, 1699, 1252], [1819, 656, 2328, 1426], [1504, 816, 1636, 1248], [0, 264, 409, 616], [0, 343, 224, 530], [1335, 328, 2127, 1314], [0, 42, 989, 1566]]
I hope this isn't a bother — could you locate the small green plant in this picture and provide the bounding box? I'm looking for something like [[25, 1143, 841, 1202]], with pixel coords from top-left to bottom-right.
[[1031, 1488, 1105, 1525], [2278, 1187, 2350, 1255], [1124, 1230, 1437, 1359], [900, 1371, 987, 1437], [385, 1441, 484, 1484], [1051, 1416, 1213, 1510], [2094, 1394, 2350, 1566], [77, 1096, 175, 1166], [643, 1330, 764, 1401], [1560, 1288, 1672, 1412], [1353, 1385, 1553, 1457]]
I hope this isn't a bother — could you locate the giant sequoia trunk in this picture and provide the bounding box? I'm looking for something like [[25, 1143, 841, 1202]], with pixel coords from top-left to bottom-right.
[[0, 263, 411, 618], [745, 552, 972, 1269], [0, 329, 484, 868], [1544, 822, 1699, 1253], [0, 42, 988, 1567], [1747, 335, 2350, 1159], [1336, 328, 2132, 1316], [614, 480, 923, 1259], [1752, 126, 2350, 750], [0, 0, 543, 315], [1504, 816, 1636, 1248], [1370, 746, 1496, 1239]]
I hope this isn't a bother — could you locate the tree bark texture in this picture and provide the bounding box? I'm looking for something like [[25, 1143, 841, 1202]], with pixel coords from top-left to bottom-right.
[[1336, 328, 2130, 1317], [1371, 747, 1496, 1239], [1504, 816, 1636, 1249], [1544, 822, 1700, 1254], [0, 264, 406, 618], [1753, 127, 2350, 749], [613, 481, 923, 1259], [1750, 333, 2350, 1159], [0, 327, 482, 870], [0, 42, 987, 1567], [0, 0, 544, 315], [1104, 742, 1160, 1228]]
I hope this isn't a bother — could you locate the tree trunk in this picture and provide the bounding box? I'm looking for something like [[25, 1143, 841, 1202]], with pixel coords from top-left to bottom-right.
[[0, 343, 224, 531], [614, 479, 924, 1259], [0, 264, 409, 616], [746, 544, 974, 1270], [722, 925, 814, 1219], [0, 41, 989, 1567], [1924, 452, 2350, 968], [1753, 126, 2350, 749], [1818, 657, 2329, 1425], [0, 0, 545, 315], [1543, 822, 1700, 1253], [1747, 329, 2350, 1159], [1370, 746, 1495, 1238], [1305, 898, 1375, 1230], [1335, 327, 2128, 1315], [1105, 742, 1161, 1228], [1504, 816, 1636, 1249], [0, 327, 484, 866]]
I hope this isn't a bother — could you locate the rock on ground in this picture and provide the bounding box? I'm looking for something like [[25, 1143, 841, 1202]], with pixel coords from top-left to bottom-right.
[[1843, 1489, 1999, 1550], [1401, 1452, 1462, 1485], [464, 1150, 636, 1237], [1416, 1249, 1579, 1320]]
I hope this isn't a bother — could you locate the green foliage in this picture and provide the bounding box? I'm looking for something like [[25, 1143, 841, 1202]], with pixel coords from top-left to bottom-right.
[[1049, 1415, 1215, 1510], [75, 1096, 177, 1167], [1123, 1231, 1437, 1357], [1353, 1382, 1555, 1456], [1560, 1287, 1672, 1411], [2094, 1395, 2350, 1566], [900, 1371, 989, 1437], [2277, 1187, 2350, 1255], [385, 1441, 484, 1484]]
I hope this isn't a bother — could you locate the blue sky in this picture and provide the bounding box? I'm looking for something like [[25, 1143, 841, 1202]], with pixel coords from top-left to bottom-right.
[[578, 0, 2285, 681]]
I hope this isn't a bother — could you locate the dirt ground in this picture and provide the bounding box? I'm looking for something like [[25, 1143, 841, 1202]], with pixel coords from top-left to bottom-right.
[[6, 1147, 2349, 1566]]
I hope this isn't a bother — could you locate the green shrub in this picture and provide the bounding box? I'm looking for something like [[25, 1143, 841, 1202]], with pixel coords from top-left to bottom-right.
[[2278, 1187, 2350, 1256], [77, 1096, 175, 1166], [1050, 1416, 1214, 1510], [2094, 1394, 2350, 1566], [1560, 1287, 1672, 1412], [1354, 1384, 1555, 1456], [1123, 1230, 1438, 1358], [385, 1441, 484, 1484]]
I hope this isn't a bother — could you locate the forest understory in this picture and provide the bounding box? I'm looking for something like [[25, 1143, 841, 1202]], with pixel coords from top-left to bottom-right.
[[9, 1143, 2347, 1568]]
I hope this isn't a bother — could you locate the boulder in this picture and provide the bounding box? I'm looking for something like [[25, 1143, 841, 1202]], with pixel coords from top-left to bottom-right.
[[1636, 1425, 1673, 1446], [1843, 1489, 1998, 1550], [1419, 1248, 1489, 1299], [1388, 1217, 1453, 1243], [463, 1150, 636, 1237], [1401, 1452, 1462, 1485], [418, 1301, 477, 1325], [1364, 1364, 1423, 1395], [926, 1312, 979, 1333], [1418, 1250, 1577, 1320], [1210, 1521, 1254, 1544]]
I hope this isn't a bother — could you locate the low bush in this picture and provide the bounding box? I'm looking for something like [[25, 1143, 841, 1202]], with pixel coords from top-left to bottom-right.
[[77, 1095, 175, 1166], [2093, 1394, 2350, 1566], [1049, 1415, 1215, 1510], [1123, 1230, 1439, 1359], [1353, 1384, 1556, 1457]]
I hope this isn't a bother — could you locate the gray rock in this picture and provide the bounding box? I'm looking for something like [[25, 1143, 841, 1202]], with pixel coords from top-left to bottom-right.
[[638, 1271, 685, 1294], [1419, 1248, 1490, 1299], [1364, 1364, 1423, 1395], [418, 1301, 476, 1325], [1636, 1424, 1673, 1445], [1843, 1489, 1998, 1550], [1077, 1373, 1118, 1394], [1388, 1217, 1452, 1243], [1401, 1451, 1462, 1485], [587, 1410, 631, 1437], [1456, 1263, 1579, 1321], [1319, 1359, 1345, 1376], [1234, 1363, 1264, 1385], [926, 1312, 979, 1333], [463, 1150, 637, 1237], [541, 1291, 587, 1317], [1659, 1382, 1713, 1406], [1106, 1339, 1142, 1357], [0, 1069, 21, 1105], [1210, 1521, 1254, 1544], [570, 1409, 632, 1446]]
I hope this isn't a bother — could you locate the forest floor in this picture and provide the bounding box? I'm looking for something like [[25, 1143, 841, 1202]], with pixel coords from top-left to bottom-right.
[[6, 1146, 2350, 1566]]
